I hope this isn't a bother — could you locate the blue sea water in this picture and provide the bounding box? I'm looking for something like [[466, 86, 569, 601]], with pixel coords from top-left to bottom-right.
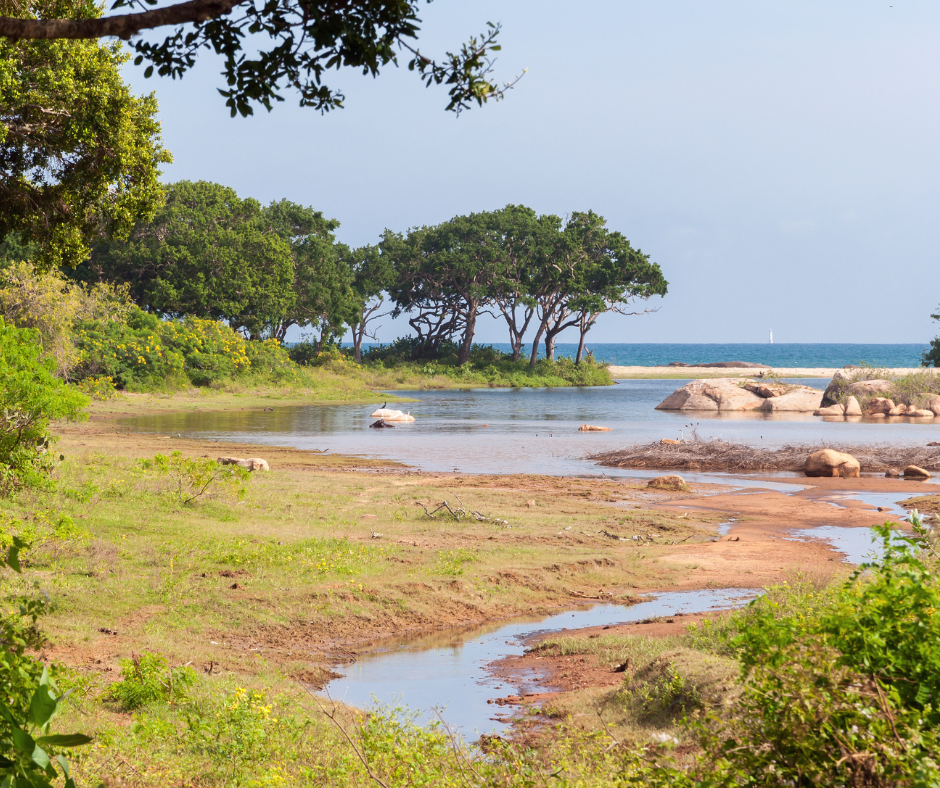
[[356, 342, 929, 368]]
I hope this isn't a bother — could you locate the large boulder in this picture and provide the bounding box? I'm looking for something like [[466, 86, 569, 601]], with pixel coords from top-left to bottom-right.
[[866, 397, 895, 416], [821, 372, 894, 407], [814, 403, 845, 417], [843, 395, 863, 416], [655, 379, 763, 411], [921, 394, 940, 416], [847, 379, 895, 398], [804, 449, 861, 478], [743, 381, 791, 399], [759, 387, 824, 413], [903, 465, 932, 480]]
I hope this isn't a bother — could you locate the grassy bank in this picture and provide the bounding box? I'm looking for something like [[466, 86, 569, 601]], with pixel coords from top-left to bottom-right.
[[0, 413, 723, 786]]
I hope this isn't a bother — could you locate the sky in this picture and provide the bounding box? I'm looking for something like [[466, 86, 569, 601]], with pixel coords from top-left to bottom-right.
[[121, 0, 940, 346]]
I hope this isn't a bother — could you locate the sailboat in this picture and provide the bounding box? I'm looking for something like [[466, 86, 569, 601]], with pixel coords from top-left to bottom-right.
[[769, 329, 773, 344]]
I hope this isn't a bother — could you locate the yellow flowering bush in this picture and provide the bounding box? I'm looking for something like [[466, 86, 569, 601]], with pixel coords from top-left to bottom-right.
[[74, 307, 297, 388]]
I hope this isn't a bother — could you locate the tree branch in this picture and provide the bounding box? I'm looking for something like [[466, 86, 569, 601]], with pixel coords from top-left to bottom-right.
[[0, 0, 241, 41]]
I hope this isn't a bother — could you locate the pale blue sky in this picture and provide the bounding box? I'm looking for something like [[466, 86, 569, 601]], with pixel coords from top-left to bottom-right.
[[122, 0, 940, 345]]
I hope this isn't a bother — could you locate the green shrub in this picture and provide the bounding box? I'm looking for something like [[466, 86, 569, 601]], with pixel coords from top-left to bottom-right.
[[682, 515, 940, 787], [0, 319, 88, 493], [75, 308, 299, 389], [0, 533, 93, 787], [140, 451, 249, 505], [108, 652, 197, 710]]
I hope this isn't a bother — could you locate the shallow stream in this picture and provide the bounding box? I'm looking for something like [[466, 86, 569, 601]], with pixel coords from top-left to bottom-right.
[[324, 588, 755, 736]]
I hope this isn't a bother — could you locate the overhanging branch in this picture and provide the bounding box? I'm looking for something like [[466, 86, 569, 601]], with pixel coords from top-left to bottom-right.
[[0, 0, 241, 40]]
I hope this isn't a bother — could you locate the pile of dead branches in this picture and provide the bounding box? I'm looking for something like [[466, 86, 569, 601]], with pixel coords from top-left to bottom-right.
[[414, 496, 509, 525], [589, 440, 940, 473]]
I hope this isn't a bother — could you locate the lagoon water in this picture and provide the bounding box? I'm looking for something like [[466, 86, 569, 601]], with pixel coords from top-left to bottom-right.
[[122, 378, 940, 476]]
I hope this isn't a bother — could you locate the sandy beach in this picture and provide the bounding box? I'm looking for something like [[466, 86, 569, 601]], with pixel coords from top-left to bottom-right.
[[607, 365, 926, 379]]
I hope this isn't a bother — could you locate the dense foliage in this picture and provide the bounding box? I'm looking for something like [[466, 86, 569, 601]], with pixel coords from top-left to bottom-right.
[[0, 320, 87, 493], [383, 205, 668, 366], [83, 181, 296, 338], [0, 3, 171, 268], [0, 262, 131, 378], [75, 307, 298, 389]]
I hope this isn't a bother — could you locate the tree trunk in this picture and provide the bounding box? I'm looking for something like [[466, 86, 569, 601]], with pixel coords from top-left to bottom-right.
[[529, 323, 546, 368], [457, 309, 477, 366], [575, 313, 588, 363], [544, 332, 555, 362], [352, 324, 364, 363]]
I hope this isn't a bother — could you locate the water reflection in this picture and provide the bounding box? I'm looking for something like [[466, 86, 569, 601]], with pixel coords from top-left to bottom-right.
[[120, 379, 940, 476]]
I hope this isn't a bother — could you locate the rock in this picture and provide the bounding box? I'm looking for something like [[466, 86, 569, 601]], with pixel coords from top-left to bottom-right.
[[869, 413, 886, 419], [928, 441, 940, 447], [843, 396, 862, 416], [218, 456, 269, 471], [370, 407, 403, 418], [369, 419, 394, 429], [847, 379, 895, 398], [660, 438, 682, 444], [743, 382, 791, 398], [526, 500, 536, 507], [866, 397, 895, 416], [903, 465, 932, 480], [804, 449, 861, 478], [885, 468, 900, 478], [578, 424, 612, 432], [924, 395, 940, 416], [759, 388, 824, 413], [909, 409, 936, 418], [814, 403, 845, 417], [655, 379, 763, 411], [384, 411, 415, 422], [888, 404, 908, 416], [647, 475, 689, 491]]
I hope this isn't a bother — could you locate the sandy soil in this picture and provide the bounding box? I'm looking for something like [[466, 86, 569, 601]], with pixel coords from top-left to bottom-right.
[[606, 366, 924, 379]]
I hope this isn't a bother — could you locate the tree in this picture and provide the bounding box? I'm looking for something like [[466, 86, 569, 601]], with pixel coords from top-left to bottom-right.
[[342, 244, 391, 363], [384, 212, 504, 365], [262, 199, 356, 345], [527, 211, 667, 366], [83, 180, 295, 338], [0, 11, 171, 268], [488, 206, 556, 362], [924, 305, 940, 367], [0, 0, 522, 118]]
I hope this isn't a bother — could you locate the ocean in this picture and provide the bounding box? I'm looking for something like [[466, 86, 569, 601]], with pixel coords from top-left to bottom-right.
[[356, 342, 930, 368]]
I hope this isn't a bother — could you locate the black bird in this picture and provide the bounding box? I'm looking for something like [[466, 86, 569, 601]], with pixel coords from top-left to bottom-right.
[[382, 401, 387, 409]]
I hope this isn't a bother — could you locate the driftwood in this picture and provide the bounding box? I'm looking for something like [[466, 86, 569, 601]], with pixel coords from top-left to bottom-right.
[[414, 496, 509, 525], [589, 440, 940, 473]]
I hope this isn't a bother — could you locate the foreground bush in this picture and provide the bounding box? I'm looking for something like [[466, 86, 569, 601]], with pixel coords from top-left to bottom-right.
[[0, 320, 87, 493], [74, 308, 299, 389]]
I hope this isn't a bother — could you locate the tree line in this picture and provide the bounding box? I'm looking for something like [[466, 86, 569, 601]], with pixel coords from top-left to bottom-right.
[[77, 181, 668, 366]]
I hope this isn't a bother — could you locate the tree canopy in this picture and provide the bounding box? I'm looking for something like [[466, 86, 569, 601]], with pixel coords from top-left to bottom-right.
[[83, 180, 296, 338], [0, 0, 521, 117], [382, 205, 667, 365], [0, 16, 171, 268]]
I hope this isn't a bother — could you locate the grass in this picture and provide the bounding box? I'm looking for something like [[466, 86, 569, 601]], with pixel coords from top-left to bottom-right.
[[0, 410, 729, 785]]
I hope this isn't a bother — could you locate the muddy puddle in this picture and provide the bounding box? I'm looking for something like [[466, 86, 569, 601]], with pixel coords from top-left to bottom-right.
[[323, 588, 755, 737], [787, 526, 889, 564]]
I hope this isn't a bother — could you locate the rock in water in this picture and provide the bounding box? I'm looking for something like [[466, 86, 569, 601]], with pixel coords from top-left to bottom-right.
[[759, 388, 824, 412], [804, 449, 861, 478], [647, 475, 690, 491], [384, 411, 416, 422], [885, 468, 901, 478], [656, 379, 763, 411], [865, 397, 895, 416], [578, 424, 612, 432], [371, 407, 404, 418], [843, 396, 863, 417], [903, 465, 932, 480], [814, 403, 845, 417]]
